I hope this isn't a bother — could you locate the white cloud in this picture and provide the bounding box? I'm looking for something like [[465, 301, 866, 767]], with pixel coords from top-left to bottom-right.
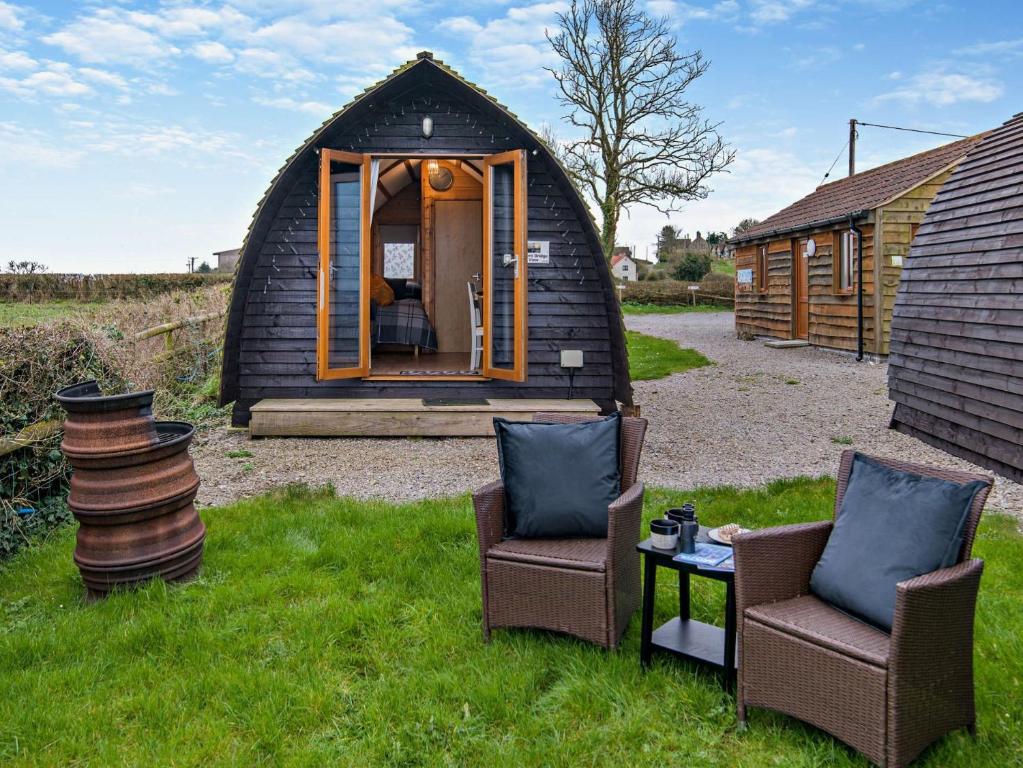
[[68, 119, 248, 160], [438, 16, 483, 35], [749, 0, 817, 24], [78, 66, 129, 90], [191, 41, 234, 63], [0, 1, 24, 32], [649, 1, 739, 24], [43, 10, 181, 64], [0, 121, 79, 168], [137, 6, 250, 38], [248, 16, 413, 66], [457, 2, 568, 89], [234, 47, 317, 83], [0, 47, 34, 70], [876, 71, 1003, 107], [956, 38, 1023, 59], [0, 58, 138, 100], [0, 67, 91, 98], [254, 95, 335, 115]]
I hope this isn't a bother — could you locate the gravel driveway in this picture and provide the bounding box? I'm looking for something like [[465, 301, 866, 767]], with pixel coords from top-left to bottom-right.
[[627, 311, 1022, 517], [192, 311, 1021, 517]]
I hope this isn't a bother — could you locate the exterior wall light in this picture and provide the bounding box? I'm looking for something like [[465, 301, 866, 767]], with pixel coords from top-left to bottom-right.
[[422, 115, 434, 139]]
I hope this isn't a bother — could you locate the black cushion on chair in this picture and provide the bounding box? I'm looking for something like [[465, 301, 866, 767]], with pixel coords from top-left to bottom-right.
[[810, 453, 986, 631], [494, 413, 621, 539]]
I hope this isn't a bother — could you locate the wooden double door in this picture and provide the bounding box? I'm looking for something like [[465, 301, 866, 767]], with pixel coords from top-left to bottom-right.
[[315, 150, 528, 381]]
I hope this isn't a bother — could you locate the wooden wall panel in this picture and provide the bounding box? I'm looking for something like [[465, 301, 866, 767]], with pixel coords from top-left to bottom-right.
[[875, 167, 956, 353], [889, 114, 1023, 483]]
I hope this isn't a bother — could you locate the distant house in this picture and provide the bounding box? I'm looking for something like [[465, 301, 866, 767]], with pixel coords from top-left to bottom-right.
[[680, 231, 710, 254], [213, 248, 241, 273], [611, 249, 638, 282], [729, 135, 983, 355]]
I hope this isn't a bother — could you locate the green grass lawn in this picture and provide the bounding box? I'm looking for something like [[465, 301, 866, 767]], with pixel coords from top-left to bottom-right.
[[1, 481, 1021, 767], [626, 330, 712, 381], [711, 258, 736, 277], [621, 302, 730, 315], [0, 301, 98, 327]]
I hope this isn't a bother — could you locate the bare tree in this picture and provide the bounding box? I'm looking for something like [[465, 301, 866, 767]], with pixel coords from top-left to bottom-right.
[[731, 217, 760, 237], [537, 122, 562, 159], [6, 260, 48, 274], [547, 0, 734, 258]]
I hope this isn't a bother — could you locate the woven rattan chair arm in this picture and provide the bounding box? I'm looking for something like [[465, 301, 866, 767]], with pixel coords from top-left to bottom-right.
[[733, 520, 832, 613], [891, 558, 984, 648], [887, 559, 984, 766], [472, 480, 506, 556], [607, 481, 644, 565]]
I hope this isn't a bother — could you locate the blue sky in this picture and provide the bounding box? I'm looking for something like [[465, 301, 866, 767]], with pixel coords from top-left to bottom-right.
[[1, 0, 1020, 273]]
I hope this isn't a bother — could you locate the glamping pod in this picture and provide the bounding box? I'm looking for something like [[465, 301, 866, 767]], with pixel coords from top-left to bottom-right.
[[220, 52, 632, 436], [888, 112, 1023, 484]]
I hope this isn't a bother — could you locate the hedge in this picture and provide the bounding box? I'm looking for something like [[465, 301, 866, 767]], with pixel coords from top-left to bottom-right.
[[0, 284, 229, 559], [0, 272, 232, 303], [620, 274, 734, 307]]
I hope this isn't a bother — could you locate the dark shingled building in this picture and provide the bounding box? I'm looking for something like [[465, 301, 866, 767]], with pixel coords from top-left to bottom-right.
[[888, 112, 1023, 483]]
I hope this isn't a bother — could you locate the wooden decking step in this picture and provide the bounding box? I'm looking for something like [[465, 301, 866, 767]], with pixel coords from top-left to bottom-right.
[[249, 398, 601, 438], [764, 339, 811, 349]]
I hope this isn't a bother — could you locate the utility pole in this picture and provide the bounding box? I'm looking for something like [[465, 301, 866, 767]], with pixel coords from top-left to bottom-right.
[[849, 118, 857, 177]]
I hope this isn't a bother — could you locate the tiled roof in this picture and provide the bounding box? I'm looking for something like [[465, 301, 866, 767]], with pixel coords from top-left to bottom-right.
[[731, 134, 985, 243], [610, 252, 631, 266]]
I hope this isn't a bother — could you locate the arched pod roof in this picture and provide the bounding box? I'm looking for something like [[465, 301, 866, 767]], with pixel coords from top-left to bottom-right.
[[219, 52, 631, 408]]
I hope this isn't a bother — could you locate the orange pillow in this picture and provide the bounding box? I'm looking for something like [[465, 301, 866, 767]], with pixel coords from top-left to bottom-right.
[[370, 273, 395, 306]]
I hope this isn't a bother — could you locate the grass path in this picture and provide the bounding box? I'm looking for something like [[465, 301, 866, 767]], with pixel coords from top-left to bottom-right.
[[621, 302, 729, 315], [626, 329, 712, 381], [1, 483, 1021, 766]]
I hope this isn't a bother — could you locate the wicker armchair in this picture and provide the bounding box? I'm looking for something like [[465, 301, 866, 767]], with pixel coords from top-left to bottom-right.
[[733, 450, 993, 768], [473, 412, 648, 648]]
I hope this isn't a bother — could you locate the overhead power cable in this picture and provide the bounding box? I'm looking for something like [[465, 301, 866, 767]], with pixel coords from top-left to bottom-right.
[[853, 120, 969, 139], [819, 139, 850, 185]]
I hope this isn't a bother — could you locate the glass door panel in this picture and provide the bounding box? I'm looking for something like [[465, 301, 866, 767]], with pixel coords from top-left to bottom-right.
[[317, 150, 370, 379], [482, 150, 527, 380]]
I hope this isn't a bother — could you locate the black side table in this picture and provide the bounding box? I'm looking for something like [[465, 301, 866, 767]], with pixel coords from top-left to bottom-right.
[[636, 528, 736, 687]]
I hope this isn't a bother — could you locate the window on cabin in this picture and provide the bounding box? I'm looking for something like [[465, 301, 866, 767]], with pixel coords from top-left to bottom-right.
[[756, 244, 769, 292], [835, 230, 857, 294]]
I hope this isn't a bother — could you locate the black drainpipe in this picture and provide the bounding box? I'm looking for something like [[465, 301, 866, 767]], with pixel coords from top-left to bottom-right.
[[850, 217, 864, 361]]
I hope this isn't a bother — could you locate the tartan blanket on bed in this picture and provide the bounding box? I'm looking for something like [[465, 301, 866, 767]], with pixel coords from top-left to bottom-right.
[[375, 298, 438, 351]]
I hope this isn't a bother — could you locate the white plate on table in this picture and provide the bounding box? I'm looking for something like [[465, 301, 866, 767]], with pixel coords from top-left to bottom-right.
[[707, 525, 751, 546]]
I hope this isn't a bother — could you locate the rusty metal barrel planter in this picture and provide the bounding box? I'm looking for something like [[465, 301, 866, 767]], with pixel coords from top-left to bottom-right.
[[56, 381, 206, 597]]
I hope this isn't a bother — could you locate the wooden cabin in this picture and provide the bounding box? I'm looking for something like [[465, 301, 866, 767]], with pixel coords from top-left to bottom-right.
[[219, 52, 632, 436], [889, 112, 1023, 484], [730, 135, 982, 355]]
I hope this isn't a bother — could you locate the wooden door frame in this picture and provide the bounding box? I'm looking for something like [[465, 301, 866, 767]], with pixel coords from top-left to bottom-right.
[[482, 149, 528, 382], [791, 237, 809, 340], [316, 149, 372, 380]]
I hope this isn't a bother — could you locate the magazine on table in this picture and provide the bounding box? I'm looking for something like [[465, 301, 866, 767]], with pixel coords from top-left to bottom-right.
[[698, 555, 735, 573], [672, 543, 733, 568]]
